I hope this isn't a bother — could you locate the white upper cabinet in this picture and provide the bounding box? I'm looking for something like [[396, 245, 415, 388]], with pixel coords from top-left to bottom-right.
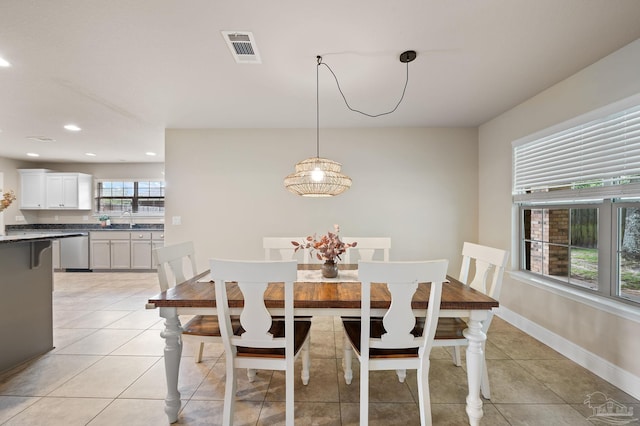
[[19, 169, 92, 210], [18, 169, 48, 209], [45, 173, 92, 209]]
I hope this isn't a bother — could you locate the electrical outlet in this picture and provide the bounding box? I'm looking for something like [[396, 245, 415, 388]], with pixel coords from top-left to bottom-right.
[[15, 215, 25, 222], [83, 215, 89, 221], [172, 216, 181, 225], [54, 215, 59, 221]]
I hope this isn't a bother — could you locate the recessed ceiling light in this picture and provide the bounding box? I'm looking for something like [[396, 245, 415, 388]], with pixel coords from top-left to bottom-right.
[[0, 57, 10, 67], [85, 152, 96, 157], [64, 124, 81, 131], [26, 152, 39, 157], [145, 152, 157, 156]]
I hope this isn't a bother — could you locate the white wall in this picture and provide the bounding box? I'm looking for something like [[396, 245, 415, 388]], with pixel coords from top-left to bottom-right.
[[0, 156, 36, 228], [0, 159, 164, 226], [479, 38, 640, 389], [165, 127, 478, 274]]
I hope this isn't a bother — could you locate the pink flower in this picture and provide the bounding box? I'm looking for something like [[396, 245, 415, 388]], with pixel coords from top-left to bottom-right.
[[292, 226, 357, 262]]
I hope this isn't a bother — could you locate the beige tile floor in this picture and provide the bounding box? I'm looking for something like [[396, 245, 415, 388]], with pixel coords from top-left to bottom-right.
[[1, 272, 638, 425]]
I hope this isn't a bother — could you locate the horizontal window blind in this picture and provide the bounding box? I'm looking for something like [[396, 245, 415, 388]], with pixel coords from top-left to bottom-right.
[[513, 103, 640, 199]]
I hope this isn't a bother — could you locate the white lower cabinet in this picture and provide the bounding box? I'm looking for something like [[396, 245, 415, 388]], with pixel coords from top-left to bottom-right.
[[111, 240, 132, 269], [131, 232, 152, 269], [90, 239, 111, 269], [90, 232, 131, 270], [90, 230, 163, 270]]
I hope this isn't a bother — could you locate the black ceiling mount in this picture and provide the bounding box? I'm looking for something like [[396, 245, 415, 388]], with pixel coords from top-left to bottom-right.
[[399, 50, 417, 63]]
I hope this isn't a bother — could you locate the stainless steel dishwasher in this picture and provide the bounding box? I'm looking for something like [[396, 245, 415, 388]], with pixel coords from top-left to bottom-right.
[[59, 235, 89, 269]]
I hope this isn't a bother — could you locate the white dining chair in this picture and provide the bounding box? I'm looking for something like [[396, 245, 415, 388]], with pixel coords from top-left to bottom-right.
[[263, 237, 311, 263], [433, 242, 509, 399], [341, 260, 448, 426], [342, 237, 390, 263], [211, 259, 311, 426], [153, 241, 219, 363]]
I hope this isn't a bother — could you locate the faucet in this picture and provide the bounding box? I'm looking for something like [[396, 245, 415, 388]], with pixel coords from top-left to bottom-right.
[[121, 210, 134, 228]]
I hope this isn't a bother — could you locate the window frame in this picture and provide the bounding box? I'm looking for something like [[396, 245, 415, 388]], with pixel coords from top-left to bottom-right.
[[518, 199, 640, 306], [613, 200, 640, 304], [519, 202, 603, 291], [94, 178, 165, 217]]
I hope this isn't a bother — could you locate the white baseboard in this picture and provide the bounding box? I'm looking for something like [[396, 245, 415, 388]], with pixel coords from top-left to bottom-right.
[[496, 306, 640, 401]]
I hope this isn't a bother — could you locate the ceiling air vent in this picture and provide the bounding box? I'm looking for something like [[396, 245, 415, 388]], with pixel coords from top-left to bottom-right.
[[27, 136, 56, 142], [221, 31, 262, 64]]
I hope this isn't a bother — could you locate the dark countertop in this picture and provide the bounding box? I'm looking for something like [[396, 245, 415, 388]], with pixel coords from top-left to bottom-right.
[[0, 232, 86, 244], [6, 224, 164, 232]]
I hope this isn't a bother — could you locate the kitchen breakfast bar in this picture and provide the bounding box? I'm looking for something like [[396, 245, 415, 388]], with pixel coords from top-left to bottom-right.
[[0, 232, 84, 372]]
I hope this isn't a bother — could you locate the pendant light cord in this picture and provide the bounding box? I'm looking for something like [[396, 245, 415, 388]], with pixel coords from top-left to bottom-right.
[[317, 55, 410, 118], [316, 56, 321, 158]]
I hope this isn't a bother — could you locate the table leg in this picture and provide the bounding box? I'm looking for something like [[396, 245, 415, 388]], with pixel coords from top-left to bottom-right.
[[160, 307, 183, 423], [462, 310, 487, 426]]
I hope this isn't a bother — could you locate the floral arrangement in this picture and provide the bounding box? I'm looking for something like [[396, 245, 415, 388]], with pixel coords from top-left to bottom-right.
[[292, 224, 357, 263], [0, 190, 16, 212]]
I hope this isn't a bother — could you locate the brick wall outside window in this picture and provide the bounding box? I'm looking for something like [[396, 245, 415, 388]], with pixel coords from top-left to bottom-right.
[[530, 209, 569, 277]]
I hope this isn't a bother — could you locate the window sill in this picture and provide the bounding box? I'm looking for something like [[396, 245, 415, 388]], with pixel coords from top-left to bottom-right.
[[508, 271, 640, 324]]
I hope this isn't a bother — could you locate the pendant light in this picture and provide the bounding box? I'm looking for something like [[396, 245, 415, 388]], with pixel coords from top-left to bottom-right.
[[284, 51, 416, 196], [284, 56, 352, 197]]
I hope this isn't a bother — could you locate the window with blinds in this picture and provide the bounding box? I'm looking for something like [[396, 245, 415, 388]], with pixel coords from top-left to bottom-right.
[[513, 96, 640, 305], [513, 103, 640, 203]]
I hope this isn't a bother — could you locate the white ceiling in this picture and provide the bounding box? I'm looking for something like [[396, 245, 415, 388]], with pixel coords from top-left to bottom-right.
[[1, 0, 640, 164]]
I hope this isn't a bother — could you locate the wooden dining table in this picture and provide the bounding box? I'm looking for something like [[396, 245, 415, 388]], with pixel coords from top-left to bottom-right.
[[147, 265, 498, 426]]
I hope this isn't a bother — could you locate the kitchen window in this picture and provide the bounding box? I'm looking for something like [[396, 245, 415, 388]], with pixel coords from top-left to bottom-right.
[[95, 180, 164, 215], [513, 96, 640, 306]]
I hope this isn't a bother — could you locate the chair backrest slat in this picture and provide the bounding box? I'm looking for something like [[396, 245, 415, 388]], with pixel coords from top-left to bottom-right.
[[343, 237, 391, 263], [263, 237, 310, 263], [153, 241, 198, 291], [359, 260, 448, 353], [459, 242, 509, 300], [211, 259, 297, 349]]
